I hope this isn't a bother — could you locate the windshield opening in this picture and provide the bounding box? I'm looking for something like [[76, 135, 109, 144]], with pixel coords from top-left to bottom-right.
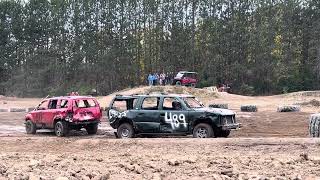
[[182, 97, 203, 108], [112, 98, 137, 112]]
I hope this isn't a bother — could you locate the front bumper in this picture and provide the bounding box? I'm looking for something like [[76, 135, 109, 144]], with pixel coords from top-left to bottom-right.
[[221, 123, 242, 130]]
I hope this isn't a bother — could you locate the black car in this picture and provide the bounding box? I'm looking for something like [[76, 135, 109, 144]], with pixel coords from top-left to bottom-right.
[[107, 94, 240, 138]]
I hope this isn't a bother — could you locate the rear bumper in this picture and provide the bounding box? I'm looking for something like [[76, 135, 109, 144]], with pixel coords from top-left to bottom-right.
[[69, 119, 100, 125], [221, 123, 242, 130]]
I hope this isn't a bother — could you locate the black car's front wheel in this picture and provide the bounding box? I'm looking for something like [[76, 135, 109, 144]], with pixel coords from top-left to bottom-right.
[[193, 123, 213, 138], [117, 123, 134, 138]]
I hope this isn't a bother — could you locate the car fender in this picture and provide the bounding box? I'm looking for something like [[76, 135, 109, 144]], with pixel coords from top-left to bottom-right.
[[25, 113, 34, 121], [109, 110, 136, 128], [191, 114, 218, 130], [51, 111, 67, 127], [117, 117, 136, 129]]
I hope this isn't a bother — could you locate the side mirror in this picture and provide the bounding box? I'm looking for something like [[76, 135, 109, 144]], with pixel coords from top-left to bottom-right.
[[37, 107, 46, 111]]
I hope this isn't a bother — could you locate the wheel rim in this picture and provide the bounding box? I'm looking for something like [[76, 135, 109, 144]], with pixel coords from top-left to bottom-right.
[[196, 127, 208, 138], [56, 123, 62, 136], [121, 128, 130, 138]]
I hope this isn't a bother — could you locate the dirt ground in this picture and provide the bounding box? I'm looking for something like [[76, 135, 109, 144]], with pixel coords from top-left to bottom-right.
[[1, 137, 320, 180], [0, 87, 320, 179]]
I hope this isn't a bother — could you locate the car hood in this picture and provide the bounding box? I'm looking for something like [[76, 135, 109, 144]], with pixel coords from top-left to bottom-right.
[[193, 107, 235, 115]]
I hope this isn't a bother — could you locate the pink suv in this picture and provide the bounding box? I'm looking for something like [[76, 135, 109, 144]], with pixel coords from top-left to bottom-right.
[[172, 71, 197, 87], [25, 96, 102, 137]]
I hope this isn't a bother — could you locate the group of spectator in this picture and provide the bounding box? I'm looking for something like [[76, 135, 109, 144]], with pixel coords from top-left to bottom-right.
[[218, 83, 231, 92], [147, 72, 175, 86]]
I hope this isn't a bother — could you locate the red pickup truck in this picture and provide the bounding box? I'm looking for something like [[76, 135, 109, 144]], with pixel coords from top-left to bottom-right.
[[172, 71, 198, 87]]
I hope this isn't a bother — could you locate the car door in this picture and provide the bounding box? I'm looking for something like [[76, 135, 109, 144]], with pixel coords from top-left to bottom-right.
[[134, 97, 161, 133], [41, 99, 58, 125], [159, 97, 189, 133], [34, 100, 49, 124]]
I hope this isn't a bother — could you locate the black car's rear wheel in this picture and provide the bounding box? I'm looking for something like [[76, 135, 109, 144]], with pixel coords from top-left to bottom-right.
[[193, 123, 213, 138], [25, 120, 36, 134], [85, 123, 98, 135], [55, 121, 69, 137], [117, 123, 134, 138]]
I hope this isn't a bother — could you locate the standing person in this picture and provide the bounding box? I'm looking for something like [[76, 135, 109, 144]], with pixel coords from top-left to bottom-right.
[[147, 74, 153, 86], [168, 72, 173, 85], [153, 73, 158, 86], [159, 73, 164, 85], [161, 72, 166, 86]]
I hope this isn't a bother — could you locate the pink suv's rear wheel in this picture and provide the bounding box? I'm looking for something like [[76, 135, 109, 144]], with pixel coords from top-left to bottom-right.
[[85, 123, 98, 135], [175, 81, 181, 86], [25, 120, 36, 134], [55, 121, 69, 137]]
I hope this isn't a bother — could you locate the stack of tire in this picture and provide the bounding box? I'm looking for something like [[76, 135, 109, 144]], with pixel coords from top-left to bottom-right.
[[240, 105, 257, 112], [277, 105, 300, 112], [309, 114, 320, 137], [209, 103, 228, 109]]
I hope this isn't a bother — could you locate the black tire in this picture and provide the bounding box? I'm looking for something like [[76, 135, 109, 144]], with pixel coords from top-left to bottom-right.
[[191, 83, 196, 87], [277, 105, 300, 112], [219, 130, 231, 138], [309, 114, 320, 137], [25, 120, 36, 134], [241, 105, 258, 112], [85, 123, 98, 135], [315, 119, 320, 137], [117, 123, 134, 138], [54, 121, 69, 137], [175, 81, 181, 86], [309, 116, 316, 137], [209, 104, 229, 109], [193, 123, 213, 138]]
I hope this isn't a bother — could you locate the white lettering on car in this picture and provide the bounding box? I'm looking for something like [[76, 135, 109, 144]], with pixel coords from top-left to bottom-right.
[[109, 109, 127, 119], [165, 112, 187, 129]]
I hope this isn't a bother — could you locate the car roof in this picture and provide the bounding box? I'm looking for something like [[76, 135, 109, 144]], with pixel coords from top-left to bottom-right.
[[115, 94, 194, 99], [47, 96, 95, 100], [178, 71, 197, 74]]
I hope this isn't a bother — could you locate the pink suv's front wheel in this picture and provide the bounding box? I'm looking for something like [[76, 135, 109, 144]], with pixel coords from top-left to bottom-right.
[[25, 120, 36, 134]]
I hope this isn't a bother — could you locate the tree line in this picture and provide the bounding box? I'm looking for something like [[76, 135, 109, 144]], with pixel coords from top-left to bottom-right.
[[0, 0, 320, 97]]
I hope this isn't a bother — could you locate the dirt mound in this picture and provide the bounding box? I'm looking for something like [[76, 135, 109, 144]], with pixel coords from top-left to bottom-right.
[[283, 91, 320, 97], [143, 86, 218, 98], [108, 86, 218, 99], [295, 99, 320, 107]]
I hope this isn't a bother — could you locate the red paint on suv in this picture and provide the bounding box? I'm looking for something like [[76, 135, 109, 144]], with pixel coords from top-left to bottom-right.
[[25, 96, 102, 137]]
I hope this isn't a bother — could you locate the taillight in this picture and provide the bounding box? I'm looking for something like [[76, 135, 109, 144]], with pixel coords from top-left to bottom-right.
[[66, 110, 73, 122]]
